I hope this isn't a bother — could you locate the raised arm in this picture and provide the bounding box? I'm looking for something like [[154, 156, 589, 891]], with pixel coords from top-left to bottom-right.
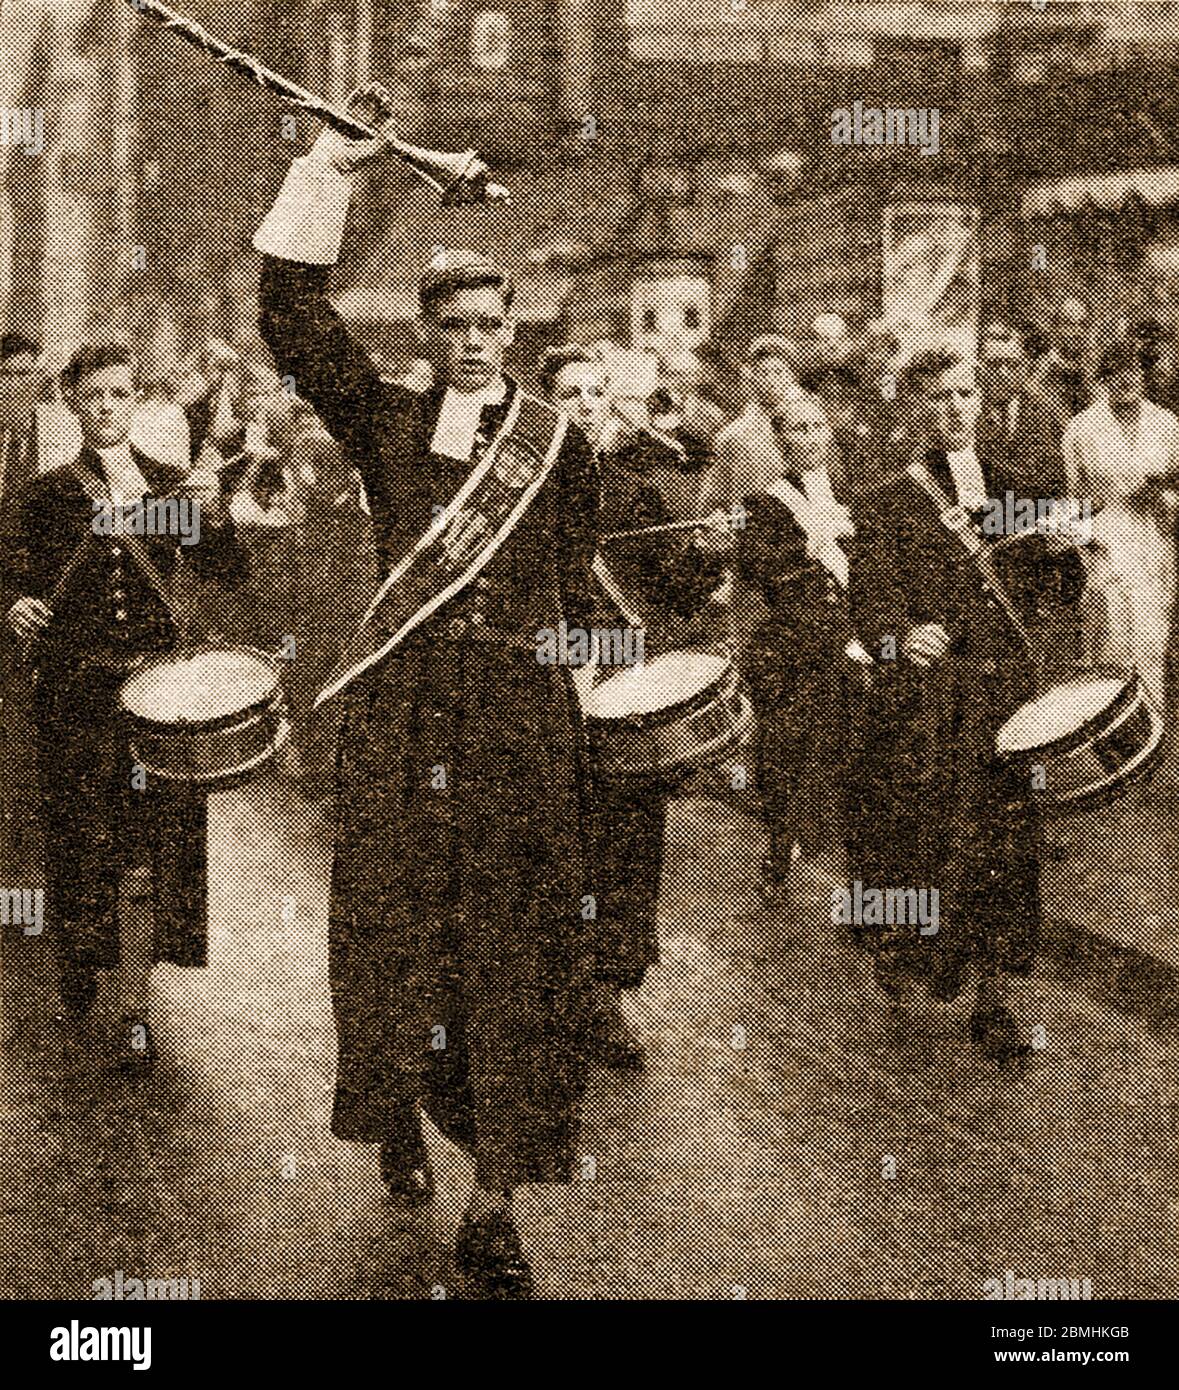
[[256, 254, 381, 460], [252, 85, 405, 461]]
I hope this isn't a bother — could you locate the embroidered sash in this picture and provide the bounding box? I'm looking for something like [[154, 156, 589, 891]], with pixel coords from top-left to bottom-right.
[[315, 389, 568, 707]]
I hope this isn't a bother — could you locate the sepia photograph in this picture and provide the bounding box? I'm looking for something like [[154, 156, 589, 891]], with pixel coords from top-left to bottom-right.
[[0, 0, 1176, 1349]]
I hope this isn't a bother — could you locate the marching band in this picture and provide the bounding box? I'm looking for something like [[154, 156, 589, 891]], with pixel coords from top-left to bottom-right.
[[3, 63, 1178, 1303]]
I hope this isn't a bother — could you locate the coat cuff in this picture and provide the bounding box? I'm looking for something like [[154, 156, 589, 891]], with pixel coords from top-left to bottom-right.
[[253, 156, 353, 266]]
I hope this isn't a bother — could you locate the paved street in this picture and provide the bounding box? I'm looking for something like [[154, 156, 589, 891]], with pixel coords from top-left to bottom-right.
[[3, 772, 1179, 1300]]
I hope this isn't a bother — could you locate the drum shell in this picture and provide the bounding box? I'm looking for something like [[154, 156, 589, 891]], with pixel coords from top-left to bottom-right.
[[119, 647, 291, 787], [584, 659, 754, 782], [996, 669, 1165, 816]]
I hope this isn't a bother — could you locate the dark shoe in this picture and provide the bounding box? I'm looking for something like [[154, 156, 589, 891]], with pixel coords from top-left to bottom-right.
[[970, 1005, 1033, 1065], [585, 1000, 646, 1072], [378, 1143, 435, 1207], [455, 1209, 534, 1300]]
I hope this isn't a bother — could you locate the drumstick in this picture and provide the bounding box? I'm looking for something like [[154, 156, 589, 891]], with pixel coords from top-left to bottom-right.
[[47, 541, 90, 607], [604, 514, 735, 542], [591, 555, 643, 631]]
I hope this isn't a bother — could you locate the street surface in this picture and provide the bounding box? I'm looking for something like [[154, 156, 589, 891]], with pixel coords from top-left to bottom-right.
[[3, 773, 1178, 1300]]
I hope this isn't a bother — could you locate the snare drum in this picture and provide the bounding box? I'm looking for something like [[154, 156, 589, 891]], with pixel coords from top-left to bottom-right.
[[994, 667, 1164, 815], [580, 651, 754, 782], [119, 645, 290, 786]]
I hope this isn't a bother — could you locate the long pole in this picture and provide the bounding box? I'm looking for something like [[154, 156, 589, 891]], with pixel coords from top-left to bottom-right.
[[123, 0, 509, 202]]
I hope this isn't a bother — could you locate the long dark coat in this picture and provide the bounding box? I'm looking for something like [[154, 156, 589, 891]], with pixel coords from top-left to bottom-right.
[[847, 445, 1085, 997], [733, 489, 860, 862], [585, 436, 722, 991], [0, 447, 249, 985], [258, 256, 600, 1186]]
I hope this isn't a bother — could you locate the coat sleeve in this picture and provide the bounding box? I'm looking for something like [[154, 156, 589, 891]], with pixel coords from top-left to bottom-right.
[[253, 157, 402, 504], [733, 493, 811, 607], [553, 422, 600, 655], [0, 476, 55, 608], [184, 512, 250, 590], [257, 255, 385, 476], [849, 487, 925, 655]]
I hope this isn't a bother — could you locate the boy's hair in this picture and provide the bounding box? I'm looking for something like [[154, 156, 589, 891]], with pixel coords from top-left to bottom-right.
[[0, 331, 40, 360], [537, 343, 604, 396], [897, 345, 971, 398], [1095, 338, 1145, 381], [417, 255, 515, 316], [61, 343, 137, 396]]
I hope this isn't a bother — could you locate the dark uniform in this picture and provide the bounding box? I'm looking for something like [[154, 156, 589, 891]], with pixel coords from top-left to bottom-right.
[[0, 447, 248, 1007], [258, 255, 601, 1188], [587, 430, 721, 991], [848, 447, 1085, 1000], [733, 483, 860, 871]]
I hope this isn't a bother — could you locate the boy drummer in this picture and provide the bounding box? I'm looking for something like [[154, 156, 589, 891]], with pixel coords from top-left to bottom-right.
[[2, 343, 247, 1056]]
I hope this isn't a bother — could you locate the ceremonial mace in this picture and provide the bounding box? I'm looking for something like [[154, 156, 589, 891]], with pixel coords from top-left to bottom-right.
[[123, 0, 511, 206]]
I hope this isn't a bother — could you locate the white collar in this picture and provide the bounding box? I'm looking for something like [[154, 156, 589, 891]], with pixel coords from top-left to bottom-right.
[[944, 447, 988, 508], [92, 441, 149, 499], [430, 380, 509, 461]]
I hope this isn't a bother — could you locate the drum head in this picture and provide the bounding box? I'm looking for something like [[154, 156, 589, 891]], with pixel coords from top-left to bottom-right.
[[996, 672, 1131, 755], [584, 651, 730, 721], [120, 647, 278, 726]]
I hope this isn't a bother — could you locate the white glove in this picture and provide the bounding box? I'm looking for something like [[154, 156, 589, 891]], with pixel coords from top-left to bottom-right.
[[901, 622, 951, 667], [307, 84, 400, 175]]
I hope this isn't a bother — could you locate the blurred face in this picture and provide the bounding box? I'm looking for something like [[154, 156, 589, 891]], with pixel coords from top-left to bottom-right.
[[1104, 364, 1145, 408], [746, 354, 798, 413], [981, 345, 1027, 403], [550, 361, 610, 445], [420, 284, 515, 392], [68, 362, 136, 448], [774, 397, 832, 471], [911, 359, 982, 452]]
